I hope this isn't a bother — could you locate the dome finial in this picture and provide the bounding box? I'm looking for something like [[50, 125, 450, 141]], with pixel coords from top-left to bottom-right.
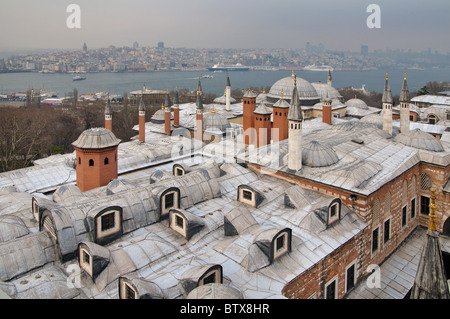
[[404, 70, 407, 80], [281, 88, 284, 100], [211, 105, 216, 113], [386, 70, 389, 80], [429, 188, 437, 231]]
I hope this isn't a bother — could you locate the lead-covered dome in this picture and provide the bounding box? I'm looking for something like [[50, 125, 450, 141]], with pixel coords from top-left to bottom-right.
[[72, 127, 121, 149], [393, 129, 444, 152], [267, 76, 320, 106], [311, 82, 342, 100], [302, 140, 339, 167], [346, 98, 369, 110], [202, 109, 232, 133]]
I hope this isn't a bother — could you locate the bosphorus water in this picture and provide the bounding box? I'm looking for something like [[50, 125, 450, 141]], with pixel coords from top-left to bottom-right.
[[0, 68, 449, 99]]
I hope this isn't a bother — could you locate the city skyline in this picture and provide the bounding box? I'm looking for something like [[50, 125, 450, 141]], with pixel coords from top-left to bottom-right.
[[1, 0, 450, 54]]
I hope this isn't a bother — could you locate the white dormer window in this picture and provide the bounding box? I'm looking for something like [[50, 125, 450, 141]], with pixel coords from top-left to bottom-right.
[[161, 190, 179, 216], [238, 186, 256, 206], [120, 281, 138, 299], [79, 248, 92, 277], [96, 209, 121, 239], [175, 167, 184, 176], [328, 199, 341, 226], [171, 212, 186, 237], [273, 231, 289, 260], [198, 266, 222, 286]]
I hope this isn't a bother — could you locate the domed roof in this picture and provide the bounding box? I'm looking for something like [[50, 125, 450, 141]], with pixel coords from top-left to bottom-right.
[[346, 98, 369, 110], [394, 129, 444, 152], [202, 109, 231, 132], [72, 127, 121, 149], [311, 82, 342, 100], [302, 140, 339, 167], [213, 94, 237, 105], [151, 108, 173, 123], [267, 76, 319, 103]]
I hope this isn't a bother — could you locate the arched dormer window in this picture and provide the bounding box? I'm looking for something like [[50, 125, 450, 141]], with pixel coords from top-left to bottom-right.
[[160, 187, 180, 218], [104, 157, 109, 165], [90, 206, 123, 245], [428, 114, 438, 125], [237, 185, 264, 208], [169, 209, 204, 240], [328, 199, 341, 226]]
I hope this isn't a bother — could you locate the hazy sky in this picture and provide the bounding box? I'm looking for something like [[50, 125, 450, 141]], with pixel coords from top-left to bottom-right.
[[1, 0, 449, 53]]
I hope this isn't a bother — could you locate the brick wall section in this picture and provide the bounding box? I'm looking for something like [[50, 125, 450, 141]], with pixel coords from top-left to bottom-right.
[[248, 160, 450, 298]]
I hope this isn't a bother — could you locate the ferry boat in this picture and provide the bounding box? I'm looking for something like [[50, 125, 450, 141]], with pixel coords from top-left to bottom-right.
[[207, 63, 249, 71], [303, 64, 334, 72], [73, 74, 87, 81]]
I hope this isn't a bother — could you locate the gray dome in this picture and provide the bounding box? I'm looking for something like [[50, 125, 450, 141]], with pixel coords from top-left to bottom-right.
[[268, 76, 319, 105], [302, 140, 339, 167], [213, 95, 237, 104], [394, 129, 444, 152], [151, 108, 173, 124], [72, 127, 121, 149], [203, 110, 231, 132], [346, 98, 369, 110], [311, 82, 342, 100]]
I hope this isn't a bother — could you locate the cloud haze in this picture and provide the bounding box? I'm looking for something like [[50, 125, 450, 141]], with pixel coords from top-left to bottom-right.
[[0, 0, 449, 53]]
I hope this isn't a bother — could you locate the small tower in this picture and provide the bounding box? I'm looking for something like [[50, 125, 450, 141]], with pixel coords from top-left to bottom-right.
[[327, 69, 332, 87], [72, 128, 121, 192], [105, 94, 113, 132], [288, 74, 303, 172], [253, 102, 272, 148], [164, 90, 171, 135], [173, 87, 180, 127], [195, 79, 204, 142], [243, 88, 257, 146], [382, 71, 393, 135], [138, 91, 146, 143], [322, 93, 332, 125], [272, 89, 290, 142], [225, 72, 231, 111], [400, 71, 410, 133]]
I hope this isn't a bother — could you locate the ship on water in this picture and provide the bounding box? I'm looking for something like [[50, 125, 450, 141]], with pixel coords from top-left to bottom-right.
[[207, 63, 249, 71], [303, 64, 334, 72], [73, 74, 87, 81]]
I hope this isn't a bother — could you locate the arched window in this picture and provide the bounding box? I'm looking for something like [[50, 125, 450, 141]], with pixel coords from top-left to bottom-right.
[[89, 159, 94, 167], [78, 157, 81, 165], [328, 199, 341, 226], [104, 157, 109, 165], [428, 114, 438, 125], [402, 180, 408, 202]]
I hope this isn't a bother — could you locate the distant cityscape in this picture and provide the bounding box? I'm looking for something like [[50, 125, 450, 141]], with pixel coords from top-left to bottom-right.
[[2, 42, 450, 74]]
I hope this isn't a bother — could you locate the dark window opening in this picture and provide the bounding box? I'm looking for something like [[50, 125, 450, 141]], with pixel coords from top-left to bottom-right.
[[175, 215, 184, 228], [384, 219, 390, 243], [165, 193, 174, 210], [202, 272, 216, 285], [276, 234, 285, 251], [346, 264, 355, 292], [101, 212, 115, 232], [411, 198, 416, 219], [420, 196, 430, 215], [104, 157, 109, 165], [242, 190, 253, 201], [83, 251, 90, 265], [372, 228, 379, 253], [326, 280, 336, 299], [89, 159, 94, 167]]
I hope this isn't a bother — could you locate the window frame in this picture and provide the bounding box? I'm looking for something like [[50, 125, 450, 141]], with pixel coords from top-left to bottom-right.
[[411, 197, 416, 220], [372, 226, 380, 256], [79, 248, 92, 277], [401, 204, 408, 228], [325, 276, 338, 299], [345, 261, 357, 293], [420, 196, 430, 215], [273, 230, 291, 260], [383, 217, 391, 244]]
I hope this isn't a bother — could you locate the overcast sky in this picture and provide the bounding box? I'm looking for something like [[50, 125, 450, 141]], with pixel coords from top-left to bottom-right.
[[1, 0, 449, 53]]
